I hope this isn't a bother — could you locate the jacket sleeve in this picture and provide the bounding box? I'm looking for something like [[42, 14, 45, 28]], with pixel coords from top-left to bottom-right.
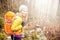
[[21, 22, 26, 27]]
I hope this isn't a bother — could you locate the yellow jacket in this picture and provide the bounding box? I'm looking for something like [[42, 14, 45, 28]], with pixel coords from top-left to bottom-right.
[[11, 16, 22, 31], [11, 16, 23, 36]]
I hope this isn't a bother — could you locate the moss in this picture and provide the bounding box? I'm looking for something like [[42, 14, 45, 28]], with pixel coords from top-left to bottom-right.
[[0, 17, 4, 28], [0, 32, 6, 40]]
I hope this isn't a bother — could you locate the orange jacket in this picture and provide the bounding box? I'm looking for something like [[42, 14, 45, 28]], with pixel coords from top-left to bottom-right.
[[4, 11, 15, 35], [4, 21, 13, 35]]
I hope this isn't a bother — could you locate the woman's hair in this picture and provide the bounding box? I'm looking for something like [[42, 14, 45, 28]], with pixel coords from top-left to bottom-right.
[[19, 5, 28, 12]]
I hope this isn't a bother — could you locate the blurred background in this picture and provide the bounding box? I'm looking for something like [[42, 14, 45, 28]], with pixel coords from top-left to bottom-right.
[[0, 0, 60, 40]]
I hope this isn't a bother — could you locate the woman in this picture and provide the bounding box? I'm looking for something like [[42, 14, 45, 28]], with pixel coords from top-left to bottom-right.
[[4, 11, 15, 40], [11, 15, 24, 40]]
